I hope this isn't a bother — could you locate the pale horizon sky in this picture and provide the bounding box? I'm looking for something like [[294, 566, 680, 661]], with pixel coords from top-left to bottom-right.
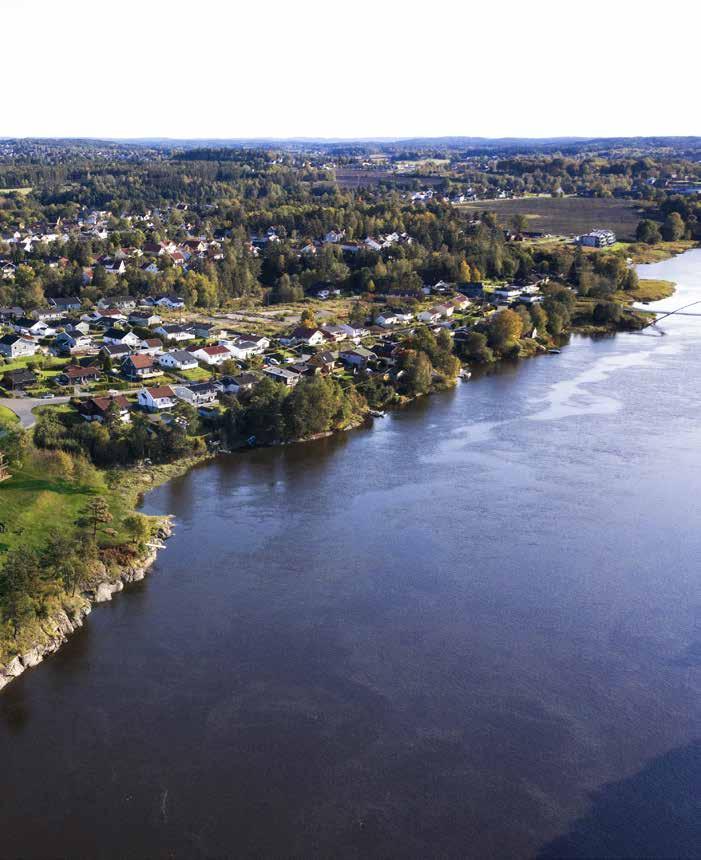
[[2, 0, 698, 140]]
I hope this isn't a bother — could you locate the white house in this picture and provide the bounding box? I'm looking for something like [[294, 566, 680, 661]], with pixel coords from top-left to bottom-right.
[[418, 309, 442, 324], [156, 296, 186, 310], [435, 303, 455, 317], [190, 345, 232, 366], [492, 286, 523, 303], [158, 349, 199, 371], [290, 327, 325, 346], [154, 324, 196, 343], [137, 385, 176, 411], [375, 312, 398, 327], [103, 328, 142, 348], [0, 334, 39, 358], [14, 318, 54, 337]]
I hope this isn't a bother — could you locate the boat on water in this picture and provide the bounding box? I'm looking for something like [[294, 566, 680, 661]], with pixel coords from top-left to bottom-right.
[[459, 368, 472, 380], [369, 410, 386, 418], [547, 348, 561, 355]]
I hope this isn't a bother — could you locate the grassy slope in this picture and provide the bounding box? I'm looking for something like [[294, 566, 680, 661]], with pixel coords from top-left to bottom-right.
[[0, 444, 140, 556], [0, 405, 20, 429], [624, 279, 676, 302]]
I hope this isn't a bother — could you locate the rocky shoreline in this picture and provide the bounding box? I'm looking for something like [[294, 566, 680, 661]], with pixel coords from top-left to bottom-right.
[[0, 520, 173, 693]]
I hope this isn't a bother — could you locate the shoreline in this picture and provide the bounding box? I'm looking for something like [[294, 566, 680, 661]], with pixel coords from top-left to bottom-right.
[[0, 519, 173, 692], [0, 255, 685, 693]]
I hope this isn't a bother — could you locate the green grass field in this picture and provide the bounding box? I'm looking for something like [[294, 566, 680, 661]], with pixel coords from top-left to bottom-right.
[[456, 197, 652, 241], [0, 444, 137, 556], [0, 405, 20, 428]]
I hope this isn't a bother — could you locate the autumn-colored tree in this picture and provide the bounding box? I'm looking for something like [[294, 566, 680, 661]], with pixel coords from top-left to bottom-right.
[[487, 308, 523, 350], [300, 307, 316, 328]]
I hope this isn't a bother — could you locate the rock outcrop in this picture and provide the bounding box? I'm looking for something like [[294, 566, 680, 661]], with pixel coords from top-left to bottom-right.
[[0, 520, 173, 692]]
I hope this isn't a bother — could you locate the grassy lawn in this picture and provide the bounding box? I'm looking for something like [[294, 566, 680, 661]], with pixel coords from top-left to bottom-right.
[[456, 197, 652, 241], [623, 240, 696, 264], [0, 405, 20, 428], [0, 355, 70, 375], [615, 279, 676, 303], [177, 366, 211, 382], [0, 440, 148, 557]]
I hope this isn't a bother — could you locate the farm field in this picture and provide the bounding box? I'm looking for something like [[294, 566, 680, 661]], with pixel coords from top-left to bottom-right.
[[456, 196, 652, 240]]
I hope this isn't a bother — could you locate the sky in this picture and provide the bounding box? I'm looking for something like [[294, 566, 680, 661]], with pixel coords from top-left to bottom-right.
[[2, 0, 698, 140]]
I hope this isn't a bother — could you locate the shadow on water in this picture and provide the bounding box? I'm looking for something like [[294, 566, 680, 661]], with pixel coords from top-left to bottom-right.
[[536, 741, 701, 860]]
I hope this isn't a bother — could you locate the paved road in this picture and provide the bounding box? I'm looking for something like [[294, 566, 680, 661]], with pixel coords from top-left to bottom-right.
[[2, 396, 71, 428], [3, 386, 149, 428]]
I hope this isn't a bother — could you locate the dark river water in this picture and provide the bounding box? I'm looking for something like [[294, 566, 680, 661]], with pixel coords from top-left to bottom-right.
[[2, 252, 701, 859]]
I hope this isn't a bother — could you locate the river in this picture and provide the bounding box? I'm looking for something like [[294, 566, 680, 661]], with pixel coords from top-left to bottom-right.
[[1, 251, 700, 859]]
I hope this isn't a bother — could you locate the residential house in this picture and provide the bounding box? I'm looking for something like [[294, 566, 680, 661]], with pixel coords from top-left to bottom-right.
[[264, 366, 300, 386], [375, 311, 398, 327], [101, 343, 132, 361], [129, 311, 162, 327], [492, 285, 523, 304], [190, 345, 231, 366], [435, 303, 455, 317], [138, 385, 176, 411], [48, 296, 82, 312], [53, 332, 94, 355], [0, 306, 24, 321], [451, 293, 471, 311], [173, 381, 218, 406], [14, 317, 53, 337], [98, 294, 135, 308], [158, 350, 199, 371], [418, 309, 442, 324], [192, 322, 215, 339], [138, 338, 164, 356], [339, 346, 377, 368], [103, 327, 142, 348], [307, 351, 337, 374], [0, 334, 39, 359], [122, 353, 161, 380], [56, 364, 101, 386], [95, 310, 129, 326], [289, 327, 325, 347], [218, 373, 259, 395], [320, 324, 349, 342], [154, 324, 195, 343], [218, 338, 259, 360], [155, 296, 186, 310], [2, 368, 38, 390], [76, 395, 131, 424]]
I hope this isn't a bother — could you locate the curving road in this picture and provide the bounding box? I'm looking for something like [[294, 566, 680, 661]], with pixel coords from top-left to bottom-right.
[[1, 396, 71, 428]]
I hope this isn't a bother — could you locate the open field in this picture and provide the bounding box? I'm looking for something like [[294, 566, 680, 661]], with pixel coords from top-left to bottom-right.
[[0, 451, 100, 554], [456, 197, 652, 240], [0, 187, 33, 196], [335, 168, 443, 189]]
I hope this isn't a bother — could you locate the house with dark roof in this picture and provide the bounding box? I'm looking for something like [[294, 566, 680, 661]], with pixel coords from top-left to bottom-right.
[[2, 368, 37, 390], [56, 364, 101, 386], [48, 296, 82, 312], [76, 395, 131, 423], [0, 333, 39, 359]]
